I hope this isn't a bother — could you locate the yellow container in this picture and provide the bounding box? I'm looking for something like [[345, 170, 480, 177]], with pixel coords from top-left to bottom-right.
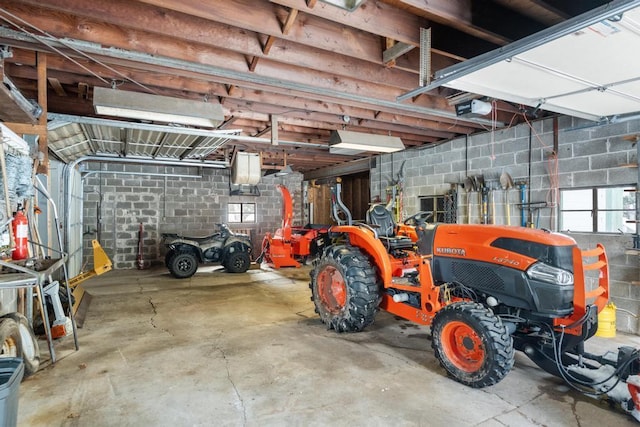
[[596, 302, 617, 338]]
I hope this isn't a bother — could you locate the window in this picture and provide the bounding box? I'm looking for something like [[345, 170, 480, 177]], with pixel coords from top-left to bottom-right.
[[420, 195, 457, 223], [560, 186, 636, 233], [227, 203, 256, 223]]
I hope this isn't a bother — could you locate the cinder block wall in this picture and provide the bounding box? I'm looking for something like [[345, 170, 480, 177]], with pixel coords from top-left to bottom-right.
[[82, 164, 303, 269], [372, 116, 639, 333]]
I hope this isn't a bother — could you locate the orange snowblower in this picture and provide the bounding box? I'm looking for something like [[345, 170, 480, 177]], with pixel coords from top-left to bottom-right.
[[309, 201, 640, 422], [258, 185, 329, 268]]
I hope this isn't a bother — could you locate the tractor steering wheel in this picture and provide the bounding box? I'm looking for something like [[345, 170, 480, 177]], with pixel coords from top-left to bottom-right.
[[404, 211, 433, 227]]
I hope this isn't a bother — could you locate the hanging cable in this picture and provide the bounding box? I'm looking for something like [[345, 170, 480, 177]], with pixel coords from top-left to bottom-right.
[[522, 112, 561, 226], [0, 7, 158, 94]]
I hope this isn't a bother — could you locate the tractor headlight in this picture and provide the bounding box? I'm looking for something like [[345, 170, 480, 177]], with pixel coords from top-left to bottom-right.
[[526, 262, 573, 285]]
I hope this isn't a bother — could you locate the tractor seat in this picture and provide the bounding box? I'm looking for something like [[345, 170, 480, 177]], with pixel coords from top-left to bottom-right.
[[366, 205, 414, 251]]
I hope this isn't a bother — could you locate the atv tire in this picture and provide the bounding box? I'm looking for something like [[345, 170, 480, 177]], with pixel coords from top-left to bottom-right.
[[167, 251, 198, 279], [224, 251, 251, 273], [309, 244, 380, 332], [431, 302, 514, 388], [164, 249, 176, 268], [1, 313, 40, 376]]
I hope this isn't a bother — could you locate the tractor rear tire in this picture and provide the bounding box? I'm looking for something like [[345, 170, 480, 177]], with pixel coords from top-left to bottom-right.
[[167, 251, 198, 279], [224, 251, 251, 273], [309, 244, 380, 332], [431, 302, 514, 388]]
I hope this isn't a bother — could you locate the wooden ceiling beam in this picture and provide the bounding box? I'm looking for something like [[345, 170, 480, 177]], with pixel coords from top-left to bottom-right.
[[4, 47, 467, 129], [272, 0, 425, 47], [2, 2, 421, 90], [36, 52, 48, 173], [281, 7, 299, 35], [11, 0, 413, 72], [379, 0, 509, 45], [491, 0, 566, 25], [6, 56, 477, 137], [47, 77, 67, 97]]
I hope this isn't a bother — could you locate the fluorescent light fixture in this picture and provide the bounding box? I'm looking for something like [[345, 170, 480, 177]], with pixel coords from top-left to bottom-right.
[[93, 87, 224, 127], [329, 130, 405, 155], [319, 0, 367, 12]]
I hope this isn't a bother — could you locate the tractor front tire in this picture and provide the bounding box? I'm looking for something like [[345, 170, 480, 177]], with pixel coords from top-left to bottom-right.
[[224, 251, 251, 273], [431, 302, 514, 388], [167, 251, 199, 279], [309, 244, 380, 332]]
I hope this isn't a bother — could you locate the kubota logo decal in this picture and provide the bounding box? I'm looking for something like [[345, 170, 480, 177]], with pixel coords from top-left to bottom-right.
[[436, 247, 466, 256]]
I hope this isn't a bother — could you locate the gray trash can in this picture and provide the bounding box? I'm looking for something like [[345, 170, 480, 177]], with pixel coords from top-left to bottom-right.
[[0, 358, 24, 427]]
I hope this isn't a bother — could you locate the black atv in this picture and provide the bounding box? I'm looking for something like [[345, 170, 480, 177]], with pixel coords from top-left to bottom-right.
[[162, 223, 253, 278]]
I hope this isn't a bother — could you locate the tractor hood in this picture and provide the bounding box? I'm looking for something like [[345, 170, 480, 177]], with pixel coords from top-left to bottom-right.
[[431, 225, 576, 272]]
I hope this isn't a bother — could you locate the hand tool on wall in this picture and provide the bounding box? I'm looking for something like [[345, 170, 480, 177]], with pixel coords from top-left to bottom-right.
[[137, 222, 145, 270], [475, 175, 487, 224], [500, 171, 514, 225], [518, 181, 527, 227], [384, 160, 406, 223], [464, 176, 474, 224], [482, 186, 489, 224], [491, 184, 496, 224]]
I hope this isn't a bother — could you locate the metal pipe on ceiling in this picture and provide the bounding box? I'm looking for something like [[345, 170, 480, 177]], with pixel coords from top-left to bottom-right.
[[81, 170, 202, 179], [68, 154, 228, 170]]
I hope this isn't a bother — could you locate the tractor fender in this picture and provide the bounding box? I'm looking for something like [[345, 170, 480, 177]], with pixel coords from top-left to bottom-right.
[[331, 225, 393, 285]]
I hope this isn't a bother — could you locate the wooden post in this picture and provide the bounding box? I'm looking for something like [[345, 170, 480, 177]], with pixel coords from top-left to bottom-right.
[[36, 52, 48, 175]]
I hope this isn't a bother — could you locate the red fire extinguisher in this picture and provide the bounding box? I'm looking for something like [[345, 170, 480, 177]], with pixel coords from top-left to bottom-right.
[[12, 204, 29, 260]]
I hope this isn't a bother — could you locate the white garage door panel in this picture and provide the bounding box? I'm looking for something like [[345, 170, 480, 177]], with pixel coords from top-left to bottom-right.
[[408, 1, 640, 123]]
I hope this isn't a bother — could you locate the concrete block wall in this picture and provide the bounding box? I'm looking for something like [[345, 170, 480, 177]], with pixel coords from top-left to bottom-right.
[[82, 163, 303, 269], [371, 116, 639, 333]]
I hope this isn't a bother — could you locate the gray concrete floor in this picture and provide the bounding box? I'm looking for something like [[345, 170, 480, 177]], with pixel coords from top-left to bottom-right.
[[16, 265, 640, 426]]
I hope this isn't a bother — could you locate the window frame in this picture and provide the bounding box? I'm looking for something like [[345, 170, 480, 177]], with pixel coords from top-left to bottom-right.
[[419, 195, 447, 223], [227, 202, 256, 224], [559, 185, 636, 233]]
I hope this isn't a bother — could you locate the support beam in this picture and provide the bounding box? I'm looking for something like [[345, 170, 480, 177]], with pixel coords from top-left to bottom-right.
[[2, 122, 47, 140], [1, 2, 422, 91], [383, 41, 415, 66], [77, 82, 88, 99], [270, 115, 279, 145], [254, 126, 272, 137], [281, 8, 299, 35], [303, 157, 371, 180], [47, 77, 67, 97], [36, 52, 48, 174]]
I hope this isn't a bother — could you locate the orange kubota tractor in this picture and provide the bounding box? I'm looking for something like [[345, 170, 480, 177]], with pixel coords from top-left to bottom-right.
[[258, 185, 329, 268], [309, 199, 640, 421]]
